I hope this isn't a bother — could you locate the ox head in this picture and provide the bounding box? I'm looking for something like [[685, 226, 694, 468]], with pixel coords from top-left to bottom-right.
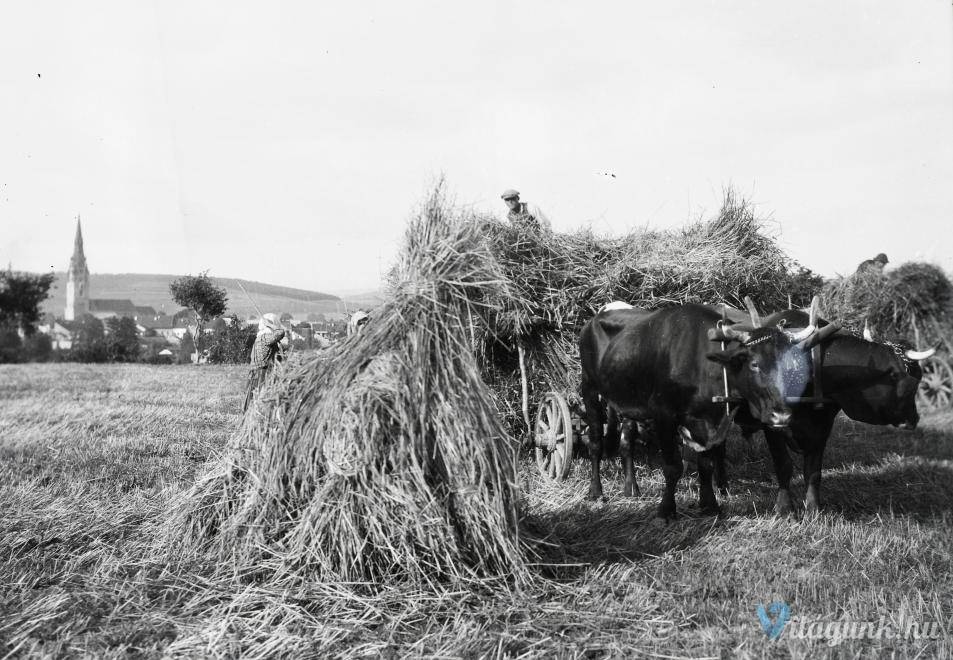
[[707, 322, 815, 428], [837, 329, 937, 429]]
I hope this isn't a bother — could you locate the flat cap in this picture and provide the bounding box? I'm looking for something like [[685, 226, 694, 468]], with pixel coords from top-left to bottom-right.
[[874, 253, 889, 264], [500, 189, 520, 200]]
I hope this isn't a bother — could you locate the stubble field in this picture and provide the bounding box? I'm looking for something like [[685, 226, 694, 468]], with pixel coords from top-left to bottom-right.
[[1, 363, 952, 658]]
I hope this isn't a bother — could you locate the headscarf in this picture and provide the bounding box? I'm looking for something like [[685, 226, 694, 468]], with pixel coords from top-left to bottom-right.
[[347, 310, 370, 337], [257, 312, 280, 338]]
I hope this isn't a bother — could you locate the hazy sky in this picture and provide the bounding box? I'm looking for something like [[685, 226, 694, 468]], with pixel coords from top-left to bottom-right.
[[2, 1, 952, 294]]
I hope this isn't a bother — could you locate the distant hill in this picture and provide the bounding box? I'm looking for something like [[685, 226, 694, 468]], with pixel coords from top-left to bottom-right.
[[339, 289, 386, 309], [42, 273, 348, 319]]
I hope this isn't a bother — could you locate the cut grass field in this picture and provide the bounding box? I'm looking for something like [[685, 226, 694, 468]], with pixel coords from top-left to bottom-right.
[[1, 363, 951, 658]]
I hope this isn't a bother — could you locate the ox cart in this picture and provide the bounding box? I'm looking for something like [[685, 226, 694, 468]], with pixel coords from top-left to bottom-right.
[[527, 298, 839, 481]]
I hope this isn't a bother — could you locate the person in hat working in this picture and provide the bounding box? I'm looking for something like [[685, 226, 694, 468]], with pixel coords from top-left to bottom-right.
[[500, 189, 552, 232], [855, 252, 889, 276], [243, 312, 290, 412]]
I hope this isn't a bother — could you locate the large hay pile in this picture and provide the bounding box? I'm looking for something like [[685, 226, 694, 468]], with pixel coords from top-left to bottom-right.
[[822, 262, 953, 345], [169, 187, 527, 587]]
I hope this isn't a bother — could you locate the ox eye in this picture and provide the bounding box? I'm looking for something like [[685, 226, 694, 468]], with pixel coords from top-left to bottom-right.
[[749, 360, 761, 372]]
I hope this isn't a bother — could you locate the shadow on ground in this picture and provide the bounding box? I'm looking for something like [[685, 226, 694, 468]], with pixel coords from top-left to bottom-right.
[[519, 410, 953, 572]]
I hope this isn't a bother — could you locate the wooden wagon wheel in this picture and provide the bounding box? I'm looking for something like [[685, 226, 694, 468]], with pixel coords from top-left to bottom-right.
[[534, 392, 574, 481], [917, 355, 953, 412]]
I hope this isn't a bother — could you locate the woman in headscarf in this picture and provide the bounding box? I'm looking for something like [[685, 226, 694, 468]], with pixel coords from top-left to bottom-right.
[[242, 312, 289, 412]]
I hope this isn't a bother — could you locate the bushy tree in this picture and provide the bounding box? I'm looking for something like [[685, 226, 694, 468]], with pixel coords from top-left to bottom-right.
[[105, 316, 141, 362], [169, 272, 228, 353], [23, 333, 52, 362], [70, 314, 107, 362], [0, 327, 22, 363], [206, 315, 257, 364], [786, 266, 825, 309], [0, 270, 55, 336]]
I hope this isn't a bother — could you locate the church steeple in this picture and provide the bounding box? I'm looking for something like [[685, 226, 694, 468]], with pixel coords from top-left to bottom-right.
[[70, 216, 86, 270], [65, 215, 90, 320]]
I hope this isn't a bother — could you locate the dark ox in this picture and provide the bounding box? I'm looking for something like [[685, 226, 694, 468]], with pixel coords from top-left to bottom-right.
[[733, 308, 935, 513], [579, 303, 813, 519]]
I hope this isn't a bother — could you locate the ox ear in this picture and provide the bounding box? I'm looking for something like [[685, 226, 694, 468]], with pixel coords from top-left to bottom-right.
[[707, 347, 749, 367]]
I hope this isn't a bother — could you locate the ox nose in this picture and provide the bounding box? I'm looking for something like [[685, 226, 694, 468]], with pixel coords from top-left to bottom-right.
[[769, 410, 791, 428]]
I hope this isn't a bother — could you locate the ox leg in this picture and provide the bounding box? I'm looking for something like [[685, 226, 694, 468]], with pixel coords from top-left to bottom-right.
[[764, 430, 795, 515], [621, 418, 640, 498], [604, 405, 622, 458], [800, 408, 836, 513], [712, 441, 729, 496], [696, 449, 720, 516], [584, 396, 606, 501], [656, 417, 682, 520], [803, 446, 826, 513]]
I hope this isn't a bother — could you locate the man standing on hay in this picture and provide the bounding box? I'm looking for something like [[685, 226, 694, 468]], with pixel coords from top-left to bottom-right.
[[501, 188, 551, 232], [856, 252, 889, 276], [242, 312, 289, 412]]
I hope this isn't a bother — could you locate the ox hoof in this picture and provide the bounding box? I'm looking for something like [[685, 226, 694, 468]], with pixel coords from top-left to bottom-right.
[[773, 503, 795, 517], [773, 492, 796, 517], [804, 493, 821, 514]]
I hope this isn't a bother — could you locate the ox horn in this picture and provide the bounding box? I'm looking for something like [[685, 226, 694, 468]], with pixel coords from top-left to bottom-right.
[[743, 296, 762, 327], [905, 345, 938, 361], [808, 295, 820, 327], [863, 320, 873, 342], [721, 325, 752, 343], [801, 322, 840, 349], [784, 324, 816, 343]]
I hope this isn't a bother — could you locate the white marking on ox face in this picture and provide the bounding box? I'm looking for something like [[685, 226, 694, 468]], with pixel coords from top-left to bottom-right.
[[776, 345, 811, 400]]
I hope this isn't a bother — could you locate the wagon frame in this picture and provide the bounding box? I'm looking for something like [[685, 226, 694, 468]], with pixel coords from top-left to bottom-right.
[[912, 317, 953, 412]]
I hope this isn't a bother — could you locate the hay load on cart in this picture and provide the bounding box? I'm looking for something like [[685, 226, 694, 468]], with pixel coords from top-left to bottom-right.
[[473, 190, 823, 479], [823, 261, 953, 411]]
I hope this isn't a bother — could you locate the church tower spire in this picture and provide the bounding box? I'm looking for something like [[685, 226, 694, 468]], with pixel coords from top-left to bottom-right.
[[65, 215, 90, 320]]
